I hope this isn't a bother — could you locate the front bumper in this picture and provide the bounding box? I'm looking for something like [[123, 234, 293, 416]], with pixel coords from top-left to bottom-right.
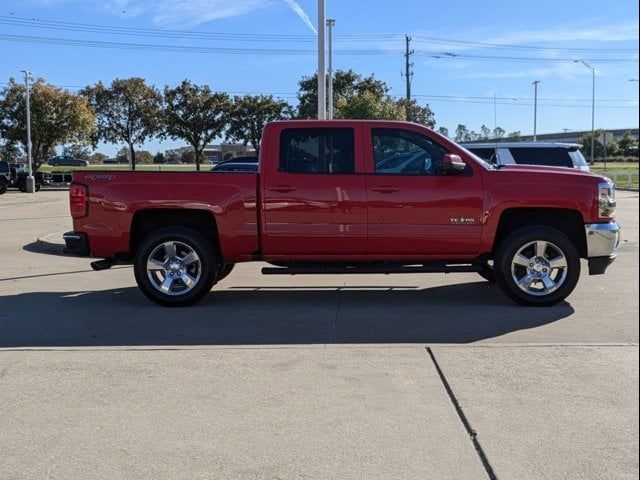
[[585, 222, 621, 275], [62, 231, 90, 256]]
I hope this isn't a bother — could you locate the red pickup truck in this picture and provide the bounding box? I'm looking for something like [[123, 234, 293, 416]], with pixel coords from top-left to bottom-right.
[[64, 120, 620, 307]]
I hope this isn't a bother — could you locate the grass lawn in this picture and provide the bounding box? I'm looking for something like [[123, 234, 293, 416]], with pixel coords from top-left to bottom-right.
[[590, 162, 639, 190]]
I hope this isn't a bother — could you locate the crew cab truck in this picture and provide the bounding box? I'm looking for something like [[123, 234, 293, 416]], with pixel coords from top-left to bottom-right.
[[64, 120, 620, 307]]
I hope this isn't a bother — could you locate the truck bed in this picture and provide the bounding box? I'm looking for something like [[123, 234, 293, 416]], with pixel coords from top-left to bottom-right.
[[72, 171, 259, 261]]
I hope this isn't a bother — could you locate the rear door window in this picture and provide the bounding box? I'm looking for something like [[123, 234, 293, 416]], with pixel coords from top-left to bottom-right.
[[280, 128, 354, 174]]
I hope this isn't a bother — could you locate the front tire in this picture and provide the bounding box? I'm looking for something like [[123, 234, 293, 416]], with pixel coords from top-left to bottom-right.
[[477, 261, 496, 283], [134, 227, 216, 307], [494, 226, 580, 307]]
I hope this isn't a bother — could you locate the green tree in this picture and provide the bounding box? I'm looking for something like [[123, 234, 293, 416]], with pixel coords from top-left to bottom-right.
[[579, 130, 605, 159], [63, 143, 91, 160], [0, 78, 94, 168], [116, 146, 130, 164], [89, 152, 106, 164], [162, 81, 230, 171], [508, 131, 522, 140], [492, 127, 506, 139], [455, 124, 469, 143], [437, 126, 449, 138], [227, 95, 293, 154], [0, 140, 21, 161], [297, 70, 388, 119], [396, 99, 435, 127], [82, 78, 162, 170], [296, 70, 434, 124], [618, 130, 638, 156], [605, 139, 620, 157], [480, 125, 491, 140], [153, 152, 166, 164], [135, 150, 154, 164], [181, 149, 196, 164], [337, 90, 403, 120]]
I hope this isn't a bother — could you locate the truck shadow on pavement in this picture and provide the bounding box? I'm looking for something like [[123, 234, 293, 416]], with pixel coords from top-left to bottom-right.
[[0, 282, 574, 347]]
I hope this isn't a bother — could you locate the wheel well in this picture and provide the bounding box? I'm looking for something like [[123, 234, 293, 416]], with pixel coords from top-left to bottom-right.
[[493, 208, 587, 257], [130, 209, 221, 257]]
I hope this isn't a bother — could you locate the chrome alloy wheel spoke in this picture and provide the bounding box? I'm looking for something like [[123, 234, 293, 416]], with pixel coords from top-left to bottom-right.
[[146, 241, 202, 296], [511, 240, 568, 297]]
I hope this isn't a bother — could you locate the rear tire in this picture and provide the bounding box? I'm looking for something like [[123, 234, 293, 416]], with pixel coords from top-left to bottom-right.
[[134, 227, 217, 307], [0, 181, 7, 195], [494, 226, 580, 307]]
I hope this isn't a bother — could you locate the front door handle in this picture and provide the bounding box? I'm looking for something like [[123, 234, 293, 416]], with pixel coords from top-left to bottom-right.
[[269, 185, 296, 193], [371, 186, 399, 193]]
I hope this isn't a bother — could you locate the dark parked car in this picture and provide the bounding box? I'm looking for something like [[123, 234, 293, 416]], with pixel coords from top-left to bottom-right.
[[0, 161, 44, 193], [210, 161, 259, 173], [47, 155, 89, 167], [463, 142, 590, 171], [0, 160, 10, 194]]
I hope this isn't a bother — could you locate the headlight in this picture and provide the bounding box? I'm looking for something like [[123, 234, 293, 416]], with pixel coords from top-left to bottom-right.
[[598, 181, 616, 218]]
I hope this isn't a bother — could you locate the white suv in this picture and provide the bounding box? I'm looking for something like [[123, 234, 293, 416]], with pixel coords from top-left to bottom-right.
[[463, 142, 590, 171]]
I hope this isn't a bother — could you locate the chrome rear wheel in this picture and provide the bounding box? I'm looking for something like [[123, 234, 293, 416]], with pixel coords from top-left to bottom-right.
[[146, 241, 202, 296]]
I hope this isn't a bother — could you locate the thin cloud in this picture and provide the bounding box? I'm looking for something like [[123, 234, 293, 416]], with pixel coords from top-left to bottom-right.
[[30, 0, 272, 26], [283, 0, 317, 34], [488, 22, 639, 45]]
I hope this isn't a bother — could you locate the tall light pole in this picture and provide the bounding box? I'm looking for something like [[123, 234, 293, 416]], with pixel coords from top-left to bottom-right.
[[20, 70, 36, 193], [317, 0, 326, 120], [326, 19, 335, 120], [532, 80, 541, 141], [576, 60, 596, 165]]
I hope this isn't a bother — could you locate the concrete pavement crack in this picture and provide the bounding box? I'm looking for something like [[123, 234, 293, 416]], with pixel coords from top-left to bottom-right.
[[426, 347, 498, 480], [327, 277, 347, 345]]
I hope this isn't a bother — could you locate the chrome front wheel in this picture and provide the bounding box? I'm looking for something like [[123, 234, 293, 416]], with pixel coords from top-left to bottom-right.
[[495, 226, 581, 307], [511, 240, 568, 297]]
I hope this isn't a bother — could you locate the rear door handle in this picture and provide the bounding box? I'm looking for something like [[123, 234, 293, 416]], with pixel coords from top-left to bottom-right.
[[269, 185, 296, 193], [371, 186, 399, 193]]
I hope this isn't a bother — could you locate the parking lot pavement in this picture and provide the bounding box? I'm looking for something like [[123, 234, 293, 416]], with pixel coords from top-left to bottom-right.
[[0, 189, 638, 479], [432, 345, 639, 480], [0, 347, 487, 479]]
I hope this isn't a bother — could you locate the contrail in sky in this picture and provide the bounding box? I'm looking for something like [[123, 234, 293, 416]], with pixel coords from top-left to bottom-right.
[[283, 0, 317, 35]]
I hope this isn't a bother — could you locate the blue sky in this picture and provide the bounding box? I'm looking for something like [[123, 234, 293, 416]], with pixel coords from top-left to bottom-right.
[[1, 0, 638, 156]]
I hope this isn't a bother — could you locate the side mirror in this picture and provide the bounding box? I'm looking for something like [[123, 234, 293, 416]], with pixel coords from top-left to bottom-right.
[[442, 154, 466, 173]]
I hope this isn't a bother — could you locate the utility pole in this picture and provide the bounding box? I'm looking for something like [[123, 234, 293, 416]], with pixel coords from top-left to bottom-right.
[[576, 60, 596, 166], [326, 19, 335, 120], [402, 35, 414, 121], [532, 80, 541, 141], [317, 0, 326, 120], [20, 70, 35, 193]]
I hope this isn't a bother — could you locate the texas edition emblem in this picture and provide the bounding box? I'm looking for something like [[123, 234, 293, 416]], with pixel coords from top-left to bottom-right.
[[450, 217, 476, 225]]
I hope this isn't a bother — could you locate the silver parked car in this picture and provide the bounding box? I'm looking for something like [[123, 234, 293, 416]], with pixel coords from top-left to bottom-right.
[[463, 142, 590, 172]]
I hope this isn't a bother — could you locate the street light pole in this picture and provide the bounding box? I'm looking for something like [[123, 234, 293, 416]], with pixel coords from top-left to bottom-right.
[[326, 19, 335, 120], [576, 60, 596, 166], [317, 0, 326, 120], [532, 80, 541, 141], [20, 70, 36, 193]]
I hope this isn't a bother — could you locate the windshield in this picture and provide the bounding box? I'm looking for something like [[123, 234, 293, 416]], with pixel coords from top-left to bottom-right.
[[568, 149, 588, 167], [456, 144, 496, 170]]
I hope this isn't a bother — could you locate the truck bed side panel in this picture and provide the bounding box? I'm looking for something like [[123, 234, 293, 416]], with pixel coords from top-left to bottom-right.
[[72, 171, 258, 262]]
